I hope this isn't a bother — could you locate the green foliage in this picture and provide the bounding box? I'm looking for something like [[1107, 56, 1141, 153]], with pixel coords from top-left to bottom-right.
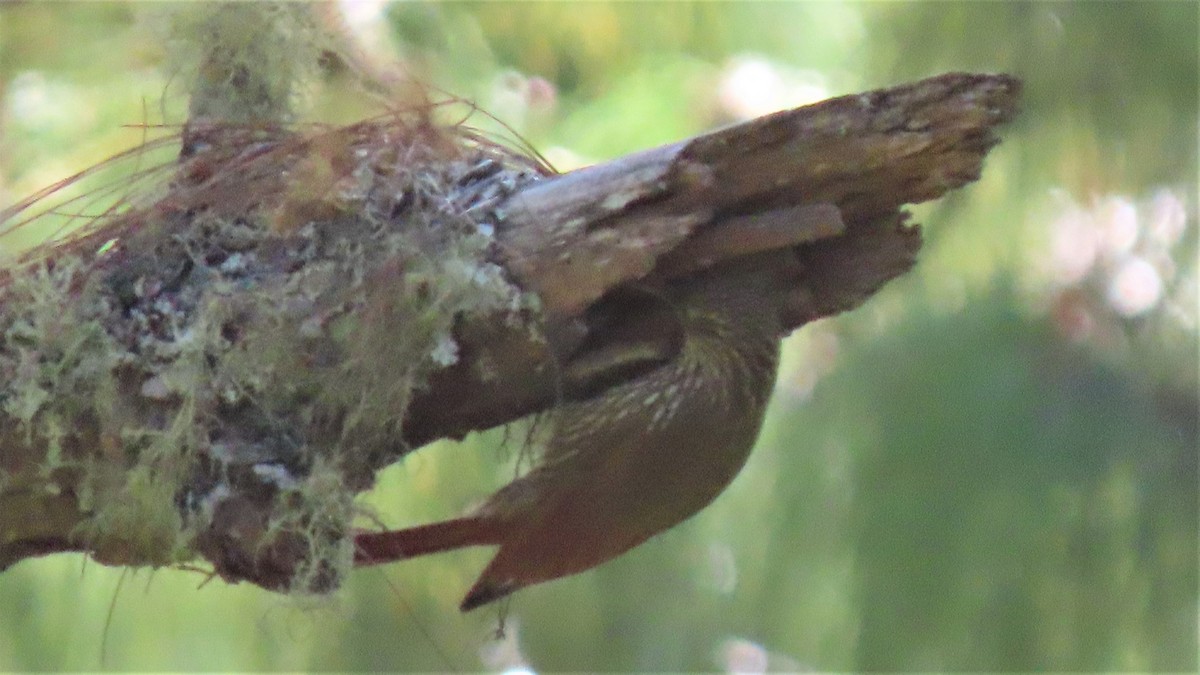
[[0, 2, 1195, 672], [829, 292, 1193, 670]]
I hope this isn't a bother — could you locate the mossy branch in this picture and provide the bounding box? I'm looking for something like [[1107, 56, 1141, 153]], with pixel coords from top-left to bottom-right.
[[0, 72, 1020, 594]]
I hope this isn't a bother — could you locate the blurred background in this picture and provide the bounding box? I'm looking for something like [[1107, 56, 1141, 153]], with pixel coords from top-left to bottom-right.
[[0, 2, 1195, 671]]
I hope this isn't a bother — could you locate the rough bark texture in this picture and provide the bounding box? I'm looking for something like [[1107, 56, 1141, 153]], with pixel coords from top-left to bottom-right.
[[0, 72, 1020, 593]]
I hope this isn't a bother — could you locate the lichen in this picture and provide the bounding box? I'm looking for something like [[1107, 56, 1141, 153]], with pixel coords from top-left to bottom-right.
[[0, 102, 549, 592], [0, 1, 559, 593], [158, 3, 330, 124]]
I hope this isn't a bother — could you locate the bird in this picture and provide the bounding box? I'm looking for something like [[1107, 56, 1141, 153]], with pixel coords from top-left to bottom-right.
[[354, 250, 795, 611]]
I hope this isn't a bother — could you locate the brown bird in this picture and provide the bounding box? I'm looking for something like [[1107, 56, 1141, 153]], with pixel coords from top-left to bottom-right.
[[354, 251, 794, 611]]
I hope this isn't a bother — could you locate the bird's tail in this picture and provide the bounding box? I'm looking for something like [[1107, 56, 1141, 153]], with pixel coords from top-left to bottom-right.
[[353, 516, 502, 566]]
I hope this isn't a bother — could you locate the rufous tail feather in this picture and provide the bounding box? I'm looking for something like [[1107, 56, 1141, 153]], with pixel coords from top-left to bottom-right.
[[354, 516, 502, 566]]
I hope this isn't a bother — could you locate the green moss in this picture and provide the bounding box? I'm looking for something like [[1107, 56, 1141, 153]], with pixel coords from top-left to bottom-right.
[[77, 461, 187, 566], [0, 249, 193, 565], [0, 2, 545, 594]]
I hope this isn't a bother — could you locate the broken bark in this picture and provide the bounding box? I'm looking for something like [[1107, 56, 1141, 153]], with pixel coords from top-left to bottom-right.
[[0, 72, 1020, 593]]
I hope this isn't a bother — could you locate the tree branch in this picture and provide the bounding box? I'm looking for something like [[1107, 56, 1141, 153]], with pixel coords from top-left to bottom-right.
[[0, 72, 1020, 593]]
